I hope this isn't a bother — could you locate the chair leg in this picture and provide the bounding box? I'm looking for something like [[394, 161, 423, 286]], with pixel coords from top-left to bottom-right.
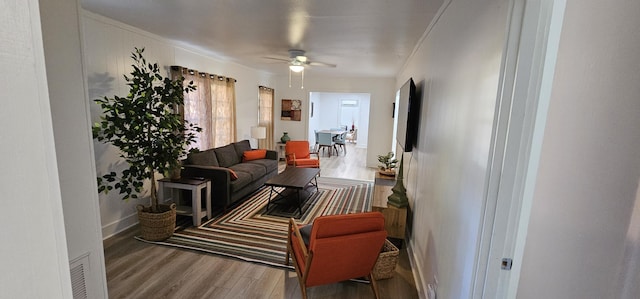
[[285, 223, 291, 265], [285, 244, 290, 266], [368, 273, 381, 299]]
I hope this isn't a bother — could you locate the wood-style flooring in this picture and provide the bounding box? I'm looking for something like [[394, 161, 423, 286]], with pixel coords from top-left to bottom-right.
[[104, 143, 418, 298]]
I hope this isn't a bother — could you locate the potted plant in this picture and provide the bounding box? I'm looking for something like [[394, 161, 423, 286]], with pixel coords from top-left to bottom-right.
[[377, 151, 398, 176], [93, 47, 201, 241]]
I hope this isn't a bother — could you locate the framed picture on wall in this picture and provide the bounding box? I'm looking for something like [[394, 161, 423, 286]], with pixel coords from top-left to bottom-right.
[[281, 99, 302, 121]]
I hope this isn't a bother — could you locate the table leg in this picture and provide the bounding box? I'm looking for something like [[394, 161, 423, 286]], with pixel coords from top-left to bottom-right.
[[205, 181, 211, 220], [158, 181, 165, 203], [267, 186, 274, 212], [296, 189, 303, 215], [194, 186, 202, 226]]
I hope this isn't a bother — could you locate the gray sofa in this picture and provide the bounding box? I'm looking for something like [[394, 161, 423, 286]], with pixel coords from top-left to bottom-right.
[[181, 140, 278, 210]]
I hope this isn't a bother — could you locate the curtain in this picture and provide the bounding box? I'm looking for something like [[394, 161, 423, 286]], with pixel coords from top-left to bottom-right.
[[171, 66, 236, 150], [211, 75, 236, 147], [258, 86, 275, 150]]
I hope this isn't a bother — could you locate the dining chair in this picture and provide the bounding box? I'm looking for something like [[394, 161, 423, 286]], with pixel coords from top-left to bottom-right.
[[286, 212, 387, 299], [346, 128, 357, 144], [334, 131, 347, 154], [329, 128, 341, 141], [317, 132, 337, 157]]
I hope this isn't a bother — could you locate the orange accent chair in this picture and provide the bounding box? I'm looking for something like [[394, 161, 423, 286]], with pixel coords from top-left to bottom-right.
[[285, 140, 320, 168], [286, 212, 387, 299]]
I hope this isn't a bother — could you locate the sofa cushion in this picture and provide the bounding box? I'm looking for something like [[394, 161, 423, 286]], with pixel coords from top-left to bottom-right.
[[229, 171, 253, 193], [230, 163, 267, 180], [185, 148, 219, 166], [233, 140, 252, 161], [214, 144, 240, 167], [243, 149, 267, 162], [244, 158, 278, 174]]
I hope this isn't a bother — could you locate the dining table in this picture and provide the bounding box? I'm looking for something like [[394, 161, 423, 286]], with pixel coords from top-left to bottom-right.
[[316, 129, 347, 156], [317, 129, 347, 137]]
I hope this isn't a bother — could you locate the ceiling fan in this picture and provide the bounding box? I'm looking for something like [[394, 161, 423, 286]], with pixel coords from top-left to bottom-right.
[[264, 49, 337, 72]]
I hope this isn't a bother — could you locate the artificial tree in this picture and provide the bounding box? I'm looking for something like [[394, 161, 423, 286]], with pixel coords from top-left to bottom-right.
[[93, 47, 200, 214]]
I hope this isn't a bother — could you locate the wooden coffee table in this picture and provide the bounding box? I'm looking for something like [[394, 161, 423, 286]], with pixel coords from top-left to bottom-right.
[[264, 167, 320, 216]]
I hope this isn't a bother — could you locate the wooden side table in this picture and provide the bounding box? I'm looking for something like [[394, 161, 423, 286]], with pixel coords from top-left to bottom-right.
[[276, 142, 286, 161], [158, 178, 211, 226], [372, 173, 407, 240]]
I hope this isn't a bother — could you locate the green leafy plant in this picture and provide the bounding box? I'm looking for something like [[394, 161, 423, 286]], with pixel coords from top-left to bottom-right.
[[377, 151, 398, 171], [93, 47, 201, 212]]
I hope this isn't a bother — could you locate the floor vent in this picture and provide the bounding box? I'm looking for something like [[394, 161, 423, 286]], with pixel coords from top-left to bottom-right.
[[69, 253, 89, 299]]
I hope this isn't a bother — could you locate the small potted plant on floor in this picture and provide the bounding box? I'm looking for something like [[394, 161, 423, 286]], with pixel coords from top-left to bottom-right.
[[93, 47, 201, 241], [377, 151, 398, 176]]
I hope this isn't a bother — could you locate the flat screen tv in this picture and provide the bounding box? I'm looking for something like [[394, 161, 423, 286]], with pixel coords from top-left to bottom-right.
[[396, 78, 419, 152]]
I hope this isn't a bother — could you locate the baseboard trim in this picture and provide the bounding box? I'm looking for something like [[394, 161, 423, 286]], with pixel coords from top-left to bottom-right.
[[407, 239, 428, 299], [101, 212, 138, 240]]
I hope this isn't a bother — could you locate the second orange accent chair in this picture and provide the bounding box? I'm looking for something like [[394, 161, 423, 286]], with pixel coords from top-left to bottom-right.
[[286, 212, 387, 299], [285, 140, 320, 168]]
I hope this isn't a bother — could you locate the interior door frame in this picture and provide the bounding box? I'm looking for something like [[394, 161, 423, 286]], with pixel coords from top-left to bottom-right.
[[472, 0, 567, 298]]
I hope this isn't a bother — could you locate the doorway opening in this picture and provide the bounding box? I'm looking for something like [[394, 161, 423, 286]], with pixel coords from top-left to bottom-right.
[[307, 92, 370, 149]]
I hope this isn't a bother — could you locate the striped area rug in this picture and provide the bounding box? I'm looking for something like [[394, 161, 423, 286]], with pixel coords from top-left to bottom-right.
[[136, 177, 373, 268]]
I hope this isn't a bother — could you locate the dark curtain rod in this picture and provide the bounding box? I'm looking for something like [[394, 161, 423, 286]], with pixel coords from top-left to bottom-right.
[[171, 65, 237, 83]]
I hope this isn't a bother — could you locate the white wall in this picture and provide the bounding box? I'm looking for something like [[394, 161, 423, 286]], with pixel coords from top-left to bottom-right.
[[517, 1, 640, 298], [396, 0, 509, 297], [40, 0, 108, 297], [0, 0, 73, 297], [274, 75, 395, 168], [82, 12, 276, 237], [317, 93, 342, 131]]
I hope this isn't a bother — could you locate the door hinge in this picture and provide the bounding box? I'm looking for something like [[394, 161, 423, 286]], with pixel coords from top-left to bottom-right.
[[501, 258, 513, 270]]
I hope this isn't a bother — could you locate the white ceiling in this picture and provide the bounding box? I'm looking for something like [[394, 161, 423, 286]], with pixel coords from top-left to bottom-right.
[[81, 0, 444, 77]]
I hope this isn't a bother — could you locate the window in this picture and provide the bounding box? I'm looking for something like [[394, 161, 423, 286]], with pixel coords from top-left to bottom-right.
[[258, 86, 275, 149], [171, 66, 236, 149]]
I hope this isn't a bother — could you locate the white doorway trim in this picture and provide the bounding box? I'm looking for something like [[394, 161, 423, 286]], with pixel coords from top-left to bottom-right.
[[472, 0, 567, 298]]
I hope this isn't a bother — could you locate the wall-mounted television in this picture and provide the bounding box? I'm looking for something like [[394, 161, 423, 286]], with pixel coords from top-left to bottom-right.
[[396, 78, 420, 152]]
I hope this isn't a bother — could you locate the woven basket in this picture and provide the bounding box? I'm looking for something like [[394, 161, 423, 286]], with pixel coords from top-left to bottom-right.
[[137, 203, 177, 241], [373, 239, 400, 279]]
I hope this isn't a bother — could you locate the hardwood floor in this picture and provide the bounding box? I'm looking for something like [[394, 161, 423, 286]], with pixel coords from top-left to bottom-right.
[[280, 142, 377, 181], [104, 143, 418, 298]]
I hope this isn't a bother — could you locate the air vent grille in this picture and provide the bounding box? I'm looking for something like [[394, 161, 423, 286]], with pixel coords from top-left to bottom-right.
[[69, 253, 89, 299]]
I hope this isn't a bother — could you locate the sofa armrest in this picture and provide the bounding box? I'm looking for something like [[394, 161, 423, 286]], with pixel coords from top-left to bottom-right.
[[181, 165, 232, 207], [182, 164, 230, 179]]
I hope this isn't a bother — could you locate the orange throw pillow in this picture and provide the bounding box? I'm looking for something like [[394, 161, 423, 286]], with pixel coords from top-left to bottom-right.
[[243, 149, 267, 162], [228, 169, 238, 180]]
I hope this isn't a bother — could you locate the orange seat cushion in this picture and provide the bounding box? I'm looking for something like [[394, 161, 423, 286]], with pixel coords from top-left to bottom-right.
[[293, 159, 320, 168], [243, 149, 267, 162], [285, 141, 311, 164]]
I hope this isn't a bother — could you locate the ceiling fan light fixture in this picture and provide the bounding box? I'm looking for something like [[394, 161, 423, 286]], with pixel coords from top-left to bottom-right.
[[289, 65, 304, 73]]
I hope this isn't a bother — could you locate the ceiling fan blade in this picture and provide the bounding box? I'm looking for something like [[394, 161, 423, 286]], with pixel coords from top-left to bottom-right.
[[262, 56, 291, 63], [308, 61, 337, 68]]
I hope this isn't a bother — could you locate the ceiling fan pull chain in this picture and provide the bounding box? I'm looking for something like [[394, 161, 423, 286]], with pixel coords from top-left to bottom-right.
[[301, 69, 304, 89]]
